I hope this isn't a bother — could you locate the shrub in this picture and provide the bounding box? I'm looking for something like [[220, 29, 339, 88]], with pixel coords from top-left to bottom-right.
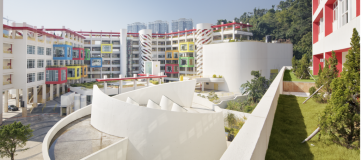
[[309, 86, 316, 94], [213, 74, 217, 78]]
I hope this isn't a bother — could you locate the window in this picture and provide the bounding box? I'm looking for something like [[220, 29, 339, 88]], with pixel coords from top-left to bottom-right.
[[68, 68, 75, 77], [54, 47, 65, 57], [67, 47, 71, 57], [174, 66, 179, 72], [174, 53, 178, 58], [54, 60, 58, 65], [84, 67, 87, 75], [37, 72, 44, 81], [46, 60, 52, 66], [167, 66, 172, 72], [46, 48, 52, 55], [27, 45, 35, 54], [37, 47, 44, 55], [91, 59, 102, 66], [27, 73, 35, 83], [160, 60, 165, 64], [189, 44, 194, 51], [46, 70, 58, 81], [27, 59, 35, 68], [180, 44, 187, 51], [37, 59, 44, 68], [167, 52, 172, 58], [61, 70, 66, 81], [77, 68, 80, 77], [81, 50, 83, 58], [73, 50, 79, 58], [60, 60, 64, 65], [341, 0, 348, 25], [102, 45, 112, 52], [181, 59, 187, 65], [160, 66, 165, 70]]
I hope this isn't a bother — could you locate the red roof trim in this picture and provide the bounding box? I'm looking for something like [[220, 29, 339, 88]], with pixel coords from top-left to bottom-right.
[[44, 28, 86, 39], [3, 24, 63, 39]]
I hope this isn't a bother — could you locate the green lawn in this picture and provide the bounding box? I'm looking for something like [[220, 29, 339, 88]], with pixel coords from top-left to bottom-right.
[[283, 70, 318, 82], [266, 95, 360, 160]]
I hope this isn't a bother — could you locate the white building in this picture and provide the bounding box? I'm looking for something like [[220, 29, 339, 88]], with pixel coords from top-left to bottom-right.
[[312, 0, 360, 75], [202, 41, 293, 93]]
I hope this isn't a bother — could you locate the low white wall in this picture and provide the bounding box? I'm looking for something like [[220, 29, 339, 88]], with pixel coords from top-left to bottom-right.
[[91, 84, 227, 160], [112, 80, 196, 107], [70, 85, 147, 96], [81, 138, 128, 160], [192, 93, 215, 109], [42, 105, 92, 160], [220, 66, 286, 160]]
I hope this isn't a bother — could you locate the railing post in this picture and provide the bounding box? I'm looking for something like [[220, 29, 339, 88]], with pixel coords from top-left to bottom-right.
[[103, 75, 107, 94], [118, 74, 122, 94], [146, 74, 150, 87], [133, 74, 137, 90]]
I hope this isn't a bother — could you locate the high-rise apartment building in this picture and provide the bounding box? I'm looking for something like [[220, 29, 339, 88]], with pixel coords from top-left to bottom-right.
[[127, 22, 146, 33], [171, 18, 193, 32], [148, 20, 169, 34]]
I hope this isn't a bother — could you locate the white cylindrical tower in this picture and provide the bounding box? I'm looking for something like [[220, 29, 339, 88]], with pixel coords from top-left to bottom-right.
[[139, 29, 152, 73], [195, 23, 213, 76]]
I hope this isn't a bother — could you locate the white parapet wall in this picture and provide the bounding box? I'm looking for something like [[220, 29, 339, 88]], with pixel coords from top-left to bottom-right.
[[42, 105, 92, 160], [112, 80, 196, 107], [91, 82, 227, 160], [220, 66, 286, 160], [81, 138, 128, 160]]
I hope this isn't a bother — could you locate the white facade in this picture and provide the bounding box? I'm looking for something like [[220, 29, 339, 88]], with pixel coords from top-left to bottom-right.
[[203, 42, 293, 93], [312, 0, 360, 75]]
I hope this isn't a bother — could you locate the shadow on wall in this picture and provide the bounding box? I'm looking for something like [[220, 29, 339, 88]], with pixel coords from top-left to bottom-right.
[[265, 95, 313, 159]]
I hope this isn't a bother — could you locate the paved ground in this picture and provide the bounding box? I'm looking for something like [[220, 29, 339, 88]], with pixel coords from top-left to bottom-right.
[[49, 115, 123, 160], [1, 96, 64, 160], [1, 113, 63, 160]]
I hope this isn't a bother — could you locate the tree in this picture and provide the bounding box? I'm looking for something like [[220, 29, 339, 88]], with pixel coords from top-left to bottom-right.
[[316, 51, 339, 95], [291, 56, 297, 72], [220, 0, 312, 60], [0, 121, 33, 160], [319, 28, 360, 149], [294, 54, 310, 79], [241, 71, 271, 103]]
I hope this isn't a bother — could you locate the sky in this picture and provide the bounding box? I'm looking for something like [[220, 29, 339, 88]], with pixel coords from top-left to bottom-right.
[[3, 0, 283, 32]]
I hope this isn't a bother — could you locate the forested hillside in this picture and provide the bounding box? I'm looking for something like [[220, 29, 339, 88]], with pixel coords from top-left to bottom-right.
[[217, 0, 312, 59]]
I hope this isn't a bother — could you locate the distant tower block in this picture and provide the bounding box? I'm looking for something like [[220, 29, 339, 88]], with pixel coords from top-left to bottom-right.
[[195, 23, 213, 76], [139, 29, 152, 73]]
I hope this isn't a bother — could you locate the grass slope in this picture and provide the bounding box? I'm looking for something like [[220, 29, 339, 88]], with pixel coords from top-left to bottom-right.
[[283, 70, 318, 82], [266, 95, 359, 160]]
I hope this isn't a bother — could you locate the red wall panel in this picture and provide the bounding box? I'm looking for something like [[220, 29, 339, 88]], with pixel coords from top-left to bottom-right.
[[325, 4, 333, 37]]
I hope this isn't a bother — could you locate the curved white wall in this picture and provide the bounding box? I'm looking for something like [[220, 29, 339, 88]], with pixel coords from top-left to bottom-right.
[[112, 80, 196, 108], [91, 84, 227, 160], [43, 105, 92, 160], [203, 42, 292, 93]]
